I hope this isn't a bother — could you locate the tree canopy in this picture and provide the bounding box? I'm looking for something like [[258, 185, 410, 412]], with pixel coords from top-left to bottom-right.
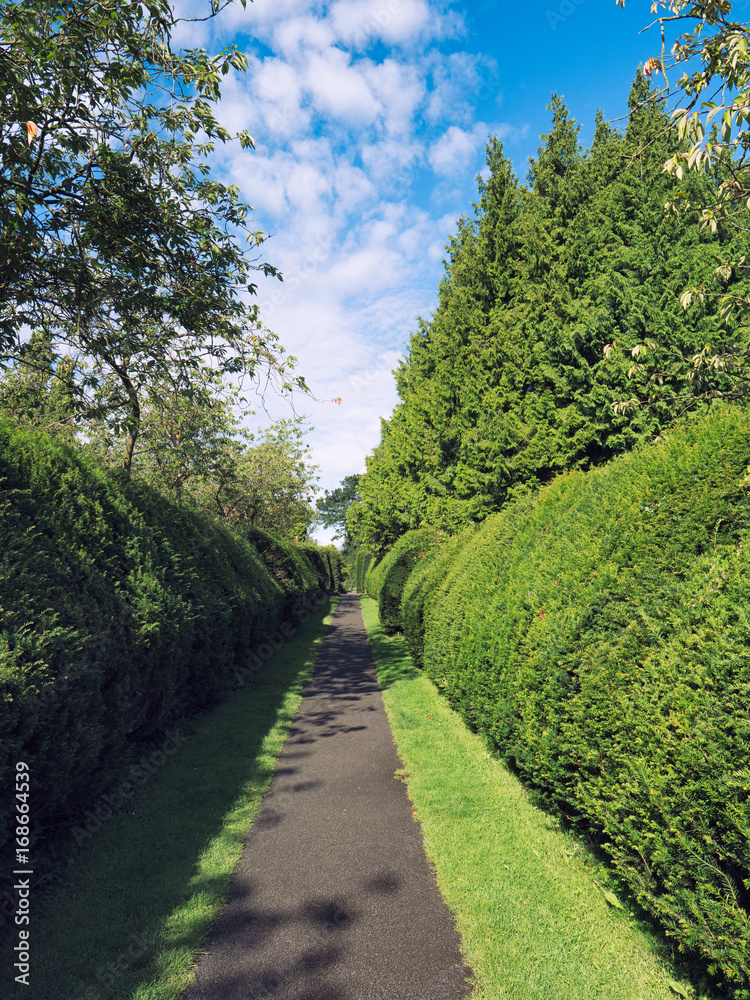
[[613, 1, 750, 405], [316, 475, 361, 550], [353, 79, 750, 553], [0, 0, 305, 472]]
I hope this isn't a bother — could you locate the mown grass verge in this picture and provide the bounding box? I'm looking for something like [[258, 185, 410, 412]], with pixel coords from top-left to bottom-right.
[[360, 595, 698, 1000], [3, 596, 336, 1000]]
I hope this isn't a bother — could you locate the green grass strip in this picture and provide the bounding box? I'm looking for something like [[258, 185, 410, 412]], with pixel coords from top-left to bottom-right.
[[6, 597, 336, 1000], [360, 596, 692, 1000]]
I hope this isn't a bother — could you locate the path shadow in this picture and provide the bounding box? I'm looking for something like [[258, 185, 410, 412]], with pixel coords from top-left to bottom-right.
[[183, 872, 407, 1000]]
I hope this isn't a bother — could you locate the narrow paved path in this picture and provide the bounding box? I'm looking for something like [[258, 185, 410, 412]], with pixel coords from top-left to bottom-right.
[[184, 593, 471, 1000]]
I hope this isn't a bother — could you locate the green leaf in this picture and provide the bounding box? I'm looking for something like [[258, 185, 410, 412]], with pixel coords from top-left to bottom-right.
[[667, 980, 690, 999], [602, 890, 624, 910]]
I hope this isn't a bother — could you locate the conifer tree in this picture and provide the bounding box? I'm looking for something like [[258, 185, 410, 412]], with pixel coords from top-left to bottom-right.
[[355, 79, 750, 553]]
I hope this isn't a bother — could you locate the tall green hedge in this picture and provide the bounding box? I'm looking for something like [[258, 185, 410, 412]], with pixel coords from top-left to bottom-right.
[[419, 405, 750, 997], [401, 524, 479, 667], [364, 555, 385, 602], [354, 548, 374, 592], [299, 543, 344, 592], [241, 526, 319, 611], [320, 545, 344, 591], [373, 527, 443, 634], [0, 419, 310, 855], [297, 542, 332, 592]]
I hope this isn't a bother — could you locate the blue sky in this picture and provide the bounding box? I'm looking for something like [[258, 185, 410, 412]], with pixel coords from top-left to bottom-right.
[[174, 0, 671, 543]]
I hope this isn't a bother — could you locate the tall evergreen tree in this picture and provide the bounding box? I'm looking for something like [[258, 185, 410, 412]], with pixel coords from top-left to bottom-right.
[[355, 78, 750, 553]]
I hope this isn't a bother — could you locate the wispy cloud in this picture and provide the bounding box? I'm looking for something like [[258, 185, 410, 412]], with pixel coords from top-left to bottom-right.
[[171, 0, 527, 541]]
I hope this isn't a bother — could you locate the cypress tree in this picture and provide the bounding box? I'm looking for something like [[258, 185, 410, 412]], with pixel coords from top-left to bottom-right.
[[355, 77, 750, 553]]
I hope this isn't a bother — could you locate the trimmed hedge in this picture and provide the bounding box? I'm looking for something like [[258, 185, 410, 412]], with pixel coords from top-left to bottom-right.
[[373, 527, 444, 634], [0, 419, 311, 855], [401, 524, 479, 667], [299, 543, 344, 592], [354, 548, 374, 592], [364, 555, 385, 602], [419, 405, 750, 998], [320, 545, 344, 592], [297, 542, 333, 591], [241, 526, 319, 612]]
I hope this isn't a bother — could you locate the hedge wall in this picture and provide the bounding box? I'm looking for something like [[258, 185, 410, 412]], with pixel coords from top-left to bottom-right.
[[0, 419, 313, 855], [364, 555, 385, 602], [401, 524, 479, 667], [299, 543, 344, 592], [372, 527, 443, 634], [354, 549, 374, 593], [418, 405, 750, 997], [296, 542, 333, 592], [241, 526, 320, 612], [321, 545, 344, 591]]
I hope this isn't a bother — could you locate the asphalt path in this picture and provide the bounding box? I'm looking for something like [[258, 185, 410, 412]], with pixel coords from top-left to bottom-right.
[[183, 592, 471, 1000]]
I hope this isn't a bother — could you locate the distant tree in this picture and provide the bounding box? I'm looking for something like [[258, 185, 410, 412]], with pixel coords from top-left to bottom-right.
[[354, 83, 750, 553], [0, 0, 305, 471], [85, 367, 245, 504], [0, 332, 77, 438], [316, 475, 361, 550], [208, 419, 319, 541]]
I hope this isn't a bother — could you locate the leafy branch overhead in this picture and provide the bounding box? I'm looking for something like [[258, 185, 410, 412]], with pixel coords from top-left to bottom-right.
[[607, 1, 750, 410], [617, 0, 750, 231], [0, 0, 307, 471]]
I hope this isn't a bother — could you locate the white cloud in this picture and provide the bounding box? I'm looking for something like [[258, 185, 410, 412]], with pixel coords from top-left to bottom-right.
[[272, 14, 337, 59], [363, 57, 424, 135], [330, 0, 437, 48], [304, 48, 380, 123], [168, 0, 521, 517], [248, 57, 309, 139], [428, 122, 489, 176]]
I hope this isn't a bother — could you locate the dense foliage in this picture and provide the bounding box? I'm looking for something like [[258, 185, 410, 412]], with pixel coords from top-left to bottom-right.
[[315, 475, 361, 552], [408, 405, 750, 997], [605, 1, 750, 416], [400, 524, 479, 669], [0, 0, 305, 473], [0, 418, 330, 856], [298, 543, 344, 593], [0, 345, 320, 543], [364, 555, 385, 601], [349, 78, 750, 554], [367, 527, 443, 634], [353, 549, 375, 593]]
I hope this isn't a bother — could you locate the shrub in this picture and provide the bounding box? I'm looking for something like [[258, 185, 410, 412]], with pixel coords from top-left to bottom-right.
[[421, 405, 750, 997], [320, 545, 344, 591], [0, 418, 313, 858], [354, 549, 374, 592], [375, 527, 444, 634], [401, 524, 479, 667], [364, 555, 385, 601], [297, 543, 331, 591], [241, 527, 320, 612], [299, 543, 344, 592]]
